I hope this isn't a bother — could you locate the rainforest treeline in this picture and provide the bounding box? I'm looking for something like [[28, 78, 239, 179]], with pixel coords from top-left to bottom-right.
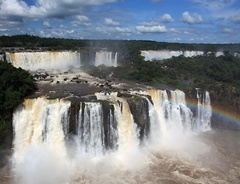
[[0, 34, 240, 53], [0, 61, 36, 145]]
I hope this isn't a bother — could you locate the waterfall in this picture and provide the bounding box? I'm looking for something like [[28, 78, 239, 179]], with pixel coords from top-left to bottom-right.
[[6, 51, 81, 71], [195, 89, 212, 131], [95, 51, 118, 67], [13, 98, 70, 156], [12, 90, 211, 155], [113, 100, 140, 151], [11, 89, 212, 183], [146, 89, 194, 136], [141, 50, 205, 61], [76, 102, 105, 155]]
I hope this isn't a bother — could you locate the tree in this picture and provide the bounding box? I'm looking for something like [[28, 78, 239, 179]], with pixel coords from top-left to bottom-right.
[[0, 61, 36, 131]]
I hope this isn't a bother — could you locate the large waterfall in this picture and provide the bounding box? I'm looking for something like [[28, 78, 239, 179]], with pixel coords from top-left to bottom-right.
[[6, 51, 118, 70], [10, 89, 240, 183], [6, 51, 81, 71]]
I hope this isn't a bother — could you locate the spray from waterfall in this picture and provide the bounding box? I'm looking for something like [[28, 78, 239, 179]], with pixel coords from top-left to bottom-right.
[[11, 89, 213, 183]]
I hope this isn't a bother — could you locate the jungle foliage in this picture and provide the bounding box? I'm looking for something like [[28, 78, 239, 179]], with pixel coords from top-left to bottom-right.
[[0, 61, 36, 142], [1, 34, 240, 53]]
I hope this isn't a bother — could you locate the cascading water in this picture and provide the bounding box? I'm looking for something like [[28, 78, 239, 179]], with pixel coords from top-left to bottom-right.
[[95, 51, 118, 67], [195, 89, 212, 131], [141, 50, 225, 61], [76, 102, 104, 155], [11, 89, 230, 184], [6, 51, 118, 70], [141, 50, 204, 61], [12, 98, 72, 184], [6, 51, 81, 71], [13, 98, 70, 156]]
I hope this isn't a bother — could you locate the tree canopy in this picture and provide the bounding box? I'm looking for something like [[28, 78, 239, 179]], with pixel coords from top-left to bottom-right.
[[0, 61, 36, 130]]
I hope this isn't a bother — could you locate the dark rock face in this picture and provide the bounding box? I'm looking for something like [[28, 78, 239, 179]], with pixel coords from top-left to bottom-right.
[[127, 97, 150, 141], [67, 100, 119, 151], [80, 51, 96, 66], [65, 91, 153, 151]]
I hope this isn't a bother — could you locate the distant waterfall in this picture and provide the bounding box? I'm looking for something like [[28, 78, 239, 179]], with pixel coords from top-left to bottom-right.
[[141, 50, 205, 61], [95, 51, 118, 67], [6, 51, 118, 70], [6, 51, 81, 71]]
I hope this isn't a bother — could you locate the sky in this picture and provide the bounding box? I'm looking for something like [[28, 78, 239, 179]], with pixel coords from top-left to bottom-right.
[[0, 0, 240, 43]]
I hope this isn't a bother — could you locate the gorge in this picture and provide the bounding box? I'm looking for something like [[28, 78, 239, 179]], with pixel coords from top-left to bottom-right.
[[0, 46, 240, 184]]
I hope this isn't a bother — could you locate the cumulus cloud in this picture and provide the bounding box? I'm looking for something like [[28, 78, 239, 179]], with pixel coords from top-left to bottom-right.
[[115, 27, 131, 33], [43, 21, 52, 29], [136, 25, 167, 33], [71, 15, 91, 27], [159, 14, 174, 23], [0, 0, 118, 20], [181, 11, 203, 24], [104, 18, 120, 26], [141, 14, 174, 26]]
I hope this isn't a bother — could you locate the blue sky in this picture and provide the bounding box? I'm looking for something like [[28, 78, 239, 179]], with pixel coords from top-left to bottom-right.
[[0, 0, 240, 43]]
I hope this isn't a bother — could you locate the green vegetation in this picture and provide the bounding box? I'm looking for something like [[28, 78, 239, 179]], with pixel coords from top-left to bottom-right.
[[1, 34, 240, 116], [122, 54, 240, 111], [123, 55, 240, 87], [0, 61, 36, 145], [1, 34, 240, 53]]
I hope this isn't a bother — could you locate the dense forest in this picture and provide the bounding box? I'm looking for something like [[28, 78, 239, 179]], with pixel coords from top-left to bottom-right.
[[0, 34, 240, 54], [0, 61, 36, 146]]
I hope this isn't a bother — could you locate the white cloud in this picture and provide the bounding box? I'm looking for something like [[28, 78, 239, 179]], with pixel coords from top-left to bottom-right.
[[169, 28, 177, 32], [136, 25, 167, 33], [140, 13, 174, 26], [115, 27, 131, 33], [43, 21, 51, 28], [0, 0, 118, 20], [0, 0, 29, 17], [222, 27, 233, 33], [75, 15, 90, 22], [71, 15, 91, 27], [104, 18, 120, 26], [181, 11, 203, 24], [159, 14, 174, 23], [59, 24, 67, 28]]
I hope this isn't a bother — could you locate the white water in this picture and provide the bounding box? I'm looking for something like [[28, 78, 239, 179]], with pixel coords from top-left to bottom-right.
[[141, 50, 225, 61], [6, 51, 81, 71], [76, 102, 105, 156], [141, 50, 204, 61], [12, 98, 72, 184], [10, 90, 240, 184], [195, 89, 212, 131], [95, 51, 118, 67], [6, 51, 118, 71]]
